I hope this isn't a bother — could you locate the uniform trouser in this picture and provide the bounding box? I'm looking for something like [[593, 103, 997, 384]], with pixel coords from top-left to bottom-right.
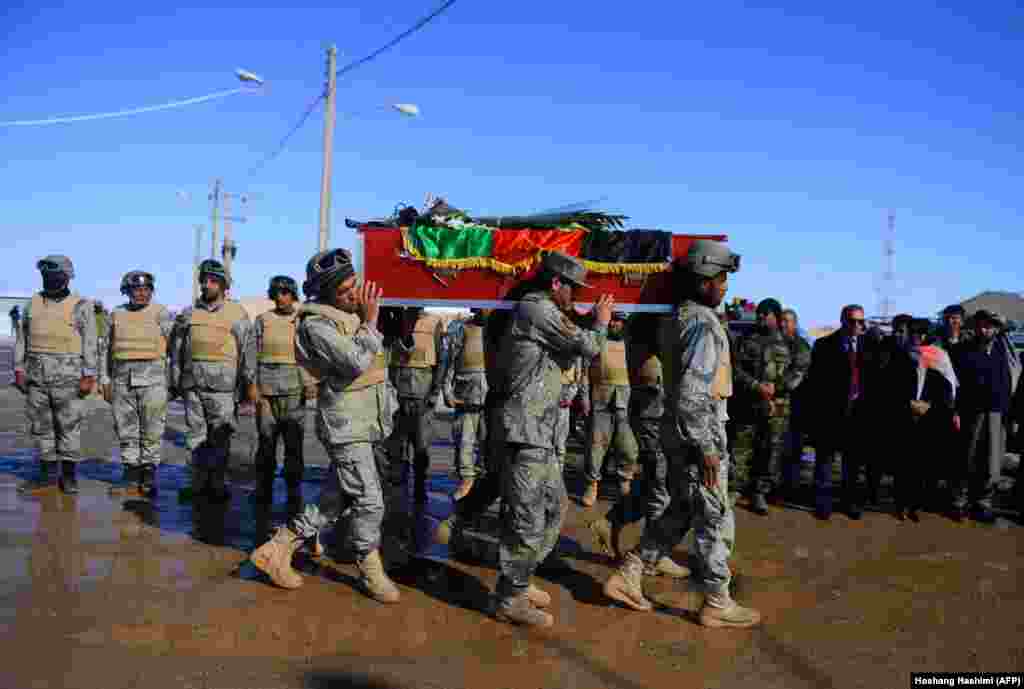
[[605, 415, 678, 537], [953, 411, 1006, 511], [387, 397, 433, 467], [496, 444, 565, 599], [584, 407, 639, 483], [451, 407, 486, 480], [290, 442, 385, 559], [634, 443, 733, 596], [454, 404, 505, 521], [26, 382, 83, 465], [183, 389, 236, 473], [256, 393, 306, 484], [814, 402, 869, 514], [112, 383, 168, 466], [739, 398, 790, 496]]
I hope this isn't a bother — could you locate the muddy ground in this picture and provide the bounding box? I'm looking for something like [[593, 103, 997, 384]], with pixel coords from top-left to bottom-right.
[[0, 341, 1021, 688]]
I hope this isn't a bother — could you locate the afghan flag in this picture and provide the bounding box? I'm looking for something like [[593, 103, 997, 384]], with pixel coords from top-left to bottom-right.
[[402, 222, 672, 275]]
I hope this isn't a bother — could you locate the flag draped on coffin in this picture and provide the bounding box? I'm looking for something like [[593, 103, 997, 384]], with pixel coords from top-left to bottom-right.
[[401, 222, 673, 275]]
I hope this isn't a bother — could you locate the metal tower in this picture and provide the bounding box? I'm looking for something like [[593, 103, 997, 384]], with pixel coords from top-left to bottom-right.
[[879, 210, 896, 320]]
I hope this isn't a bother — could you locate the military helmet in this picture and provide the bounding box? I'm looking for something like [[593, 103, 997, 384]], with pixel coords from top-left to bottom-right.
[[683, 240, 740, 278], [756, 298, 782, 318], [36, 254, 75, 279], [267, 275, 299, 299], [120, 270, 155, 295], [198, 259, 229, 287], [302, 248, 355, 298]]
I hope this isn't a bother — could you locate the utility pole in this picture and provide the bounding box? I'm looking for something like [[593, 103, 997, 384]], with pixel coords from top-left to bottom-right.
[[318, 45, 338, 252], [209, 178, 222, 259], [222, 192, 236, 284], [192, 224, 204, 304]]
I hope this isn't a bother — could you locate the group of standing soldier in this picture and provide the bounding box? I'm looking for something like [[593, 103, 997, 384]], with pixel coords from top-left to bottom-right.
[[14, 239, 764, 631]]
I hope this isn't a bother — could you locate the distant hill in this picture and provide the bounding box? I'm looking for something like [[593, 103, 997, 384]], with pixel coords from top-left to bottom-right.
[[958, 291, 1024, 325]]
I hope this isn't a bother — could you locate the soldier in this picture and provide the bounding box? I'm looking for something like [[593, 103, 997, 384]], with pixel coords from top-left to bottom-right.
[[556, 353, 587, 472], [13, 255, 98, 494], [590, 312, 689, 578], [387, 306, 444, 503], [732, 298, 795, 515], [101, 271, 173, 496], [249, 248, 401, 603], [492, 251, 612, 628], [603, 240, 760, 627], [169, 259, 255, 502], [251, 275, 312, 505], [580, 311, 640, 508], [778, 308, 812, 499], [439, 308, 490, 500]]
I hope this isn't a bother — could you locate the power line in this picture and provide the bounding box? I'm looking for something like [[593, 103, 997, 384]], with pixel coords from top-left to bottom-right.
[[335, 0, 458, 80], [246, 92, 324, 177], [0, 87, 252, 127]]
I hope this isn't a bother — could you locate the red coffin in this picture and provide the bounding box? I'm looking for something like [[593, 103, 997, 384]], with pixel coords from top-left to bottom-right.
[[357, 226, 727, 312]]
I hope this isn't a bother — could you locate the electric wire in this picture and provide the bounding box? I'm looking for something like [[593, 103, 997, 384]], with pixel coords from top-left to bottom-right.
[[246, 92, 324, 177], [335, 0, 457, 79]]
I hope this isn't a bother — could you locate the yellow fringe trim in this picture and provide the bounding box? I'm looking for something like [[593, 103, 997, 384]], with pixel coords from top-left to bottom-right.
[[581, 260, 670, 275]]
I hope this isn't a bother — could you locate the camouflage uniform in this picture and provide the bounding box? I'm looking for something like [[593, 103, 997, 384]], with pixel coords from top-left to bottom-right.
[[584, 335, 639, 484], [440, 317, 489, 480], [169, 299, 255, 491], [733, 327, 795, 497], [15, 292, 98, 467], [780, 333, 812, 492], [254, 309, 308, 491], [288, 304, 397, 557], [646, 300, 734, 596], [386, 311, 444, 487], [495, 291, 606, 602], [100, 303, 173, 468]]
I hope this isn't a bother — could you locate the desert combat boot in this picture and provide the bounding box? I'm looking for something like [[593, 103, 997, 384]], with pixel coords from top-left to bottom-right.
[[357, 550, 401, 604], [604, 552, 653, 611], [698, 592, 762, 628], [250, 526, 305, 589]]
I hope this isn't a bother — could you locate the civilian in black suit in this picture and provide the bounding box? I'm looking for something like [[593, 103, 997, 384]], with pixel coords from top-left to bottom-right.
[[806, 304, 887, 519], [887, 319, 956, 521]]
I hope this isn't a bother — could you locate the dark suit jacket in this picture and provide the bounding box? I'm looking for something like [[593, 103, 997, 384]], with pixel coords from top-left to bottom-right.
[[807, 330, 889, 438], [886, 353, 955, 440]]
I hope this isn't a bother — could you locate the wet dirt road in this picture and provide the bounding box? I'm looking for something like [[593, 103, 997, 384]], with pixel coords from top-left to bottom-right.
[[0, 384, 1021, 689]]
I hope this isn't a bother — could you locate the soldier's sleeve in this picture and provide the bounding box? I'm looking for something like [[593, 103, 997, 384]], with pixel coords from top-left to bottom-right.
[[232, 311, 256, 387], [732, 336, 760, 393], [100, 309, 115, 385], [674, 317, 719, 459], [783, 336, 812, 393], [440, 320, 462, 406], [302, 317, 382, 380], [76, 301, 98, 378], [578, 355, 590, 402], [528, 300, 607, 361], [427, 318, 445, 401], [13, 302, 29, 374]]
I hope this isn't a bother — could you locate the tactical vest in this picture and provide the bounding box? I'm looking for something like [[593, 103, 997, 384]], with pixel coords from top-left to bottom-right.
[[258, 310, 298, 364], [296, 304, 387, 391], [660, 304, 733, 406], [590, 339, 630, 386], [395, 313, 440, 368], [628, 341, 662, 387], [190, 302, 247, 362], [458, 323, 486, 372], [711, 341, 733, 400], [561, 361, 581, 385], [111, 304, 167, 360], [28, 294, 82, 355]]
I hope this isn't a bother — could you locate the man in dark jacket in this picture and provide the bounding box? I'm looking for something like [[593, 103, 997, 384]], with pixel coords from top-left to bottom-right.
[[806, 304, 887, 519], [951, 310, 1014, 523]]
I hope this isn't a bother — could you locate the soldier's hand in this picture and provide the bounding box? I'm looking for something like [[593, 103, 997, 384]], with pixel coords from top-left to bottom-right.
[[592, 294, 615, 328], [701, 454, 721, 491], [102, 383, 112, 403], [359, 281, 383, 328], [13, 371, 27, 394], [79, 376, 96, 398], [758, 383, 775, 401]]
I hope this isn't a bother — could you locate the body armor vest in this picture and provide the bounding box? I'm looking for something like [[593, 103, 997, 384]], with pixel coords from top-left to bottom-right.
[[28, 294, 82, 355], [590, 339, 630, 386], [189, 302, 246, 362], [258, 310, 298, 364], [296, 304, 386, 391], [458, 323, 486, 372], [111, 304, 166, 360], [396, 313, 440, 368]]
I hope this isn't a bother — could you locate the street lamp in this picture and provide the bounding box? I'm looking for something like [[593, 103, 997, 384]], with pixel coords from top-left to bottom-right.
[[235, 69, 265, 87]]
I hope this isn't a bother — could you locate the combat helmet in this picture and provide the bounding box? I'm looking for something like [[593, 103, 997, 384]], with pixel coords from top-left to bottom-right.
[[120, 270, 155, 296], [302, 249, 355, 299], [267, 275, 299, 299], [198, 259, 229, 287], [36, 255, 75, 280], [682, 240, 740, 278]]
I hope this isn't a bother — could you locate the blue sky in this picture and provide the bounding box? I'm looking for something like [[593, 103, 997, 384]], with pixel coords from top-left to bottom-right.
[[2, 0, 1021, 326]]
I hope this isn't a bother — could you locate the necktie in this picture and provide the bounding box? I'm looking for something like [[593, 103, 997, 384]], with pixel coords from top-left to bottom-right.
[[848, 339, 860, 401]]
